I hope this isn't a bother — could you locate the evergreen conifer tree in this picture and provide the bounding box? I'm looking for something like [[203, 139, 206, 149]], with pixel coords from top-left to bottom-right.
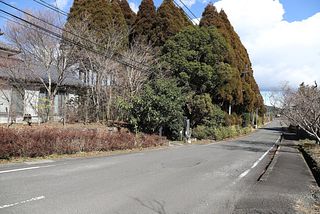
[[110, 0, 129, 31], [154, 0, 192, 46], [132, 0, 157, 42], [199, 4, 224, 29], [117, 0, 137, 30], [67, 0, 127, 38], [200, 4, 265, 114]]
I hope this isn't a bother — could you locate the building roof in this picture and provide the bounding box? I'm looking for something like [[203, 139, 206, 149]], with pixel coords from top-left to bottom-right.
[[0, 40, 84, 87], [0, 62, 84, 87]]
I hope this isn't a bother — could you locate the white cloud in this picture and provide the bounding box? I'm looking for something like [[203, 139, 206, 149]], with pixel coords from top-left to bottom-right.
[[180, 0, 197, 8], [213, 0, 320, 91], [53, 0, 70, 10], [192, 18, 200, 25], [129, 2, 139, 14]]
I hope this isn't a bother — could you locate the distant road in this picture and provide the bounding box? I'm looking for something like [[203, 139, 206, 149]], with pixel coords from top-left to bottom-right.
[[0, 120, 315, 213]]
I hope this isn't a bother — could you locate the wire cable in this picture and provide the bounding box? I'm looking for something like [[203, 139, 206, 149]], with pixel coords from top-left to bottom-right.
[[0, 8, 150, 72], [172, 0, 197, 25], [1, 1, 151, 71], [33, 0, 68, 16], [175, 0, 200, 24]]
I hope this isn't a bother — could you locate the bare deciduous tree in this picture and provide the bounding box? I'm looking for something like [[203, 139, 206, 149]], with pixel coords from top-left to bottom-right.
[[64, 15, 129, 123], [279, 82, 320, 143], [4, 10, 74, 121], [64, 15, 156, 124], [120, 41, 156, 98]]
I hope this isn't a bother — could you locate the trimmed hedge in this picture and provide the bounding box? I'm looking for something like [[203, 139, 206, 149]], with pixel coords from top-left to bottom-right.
[[0, 127, 167, 159]]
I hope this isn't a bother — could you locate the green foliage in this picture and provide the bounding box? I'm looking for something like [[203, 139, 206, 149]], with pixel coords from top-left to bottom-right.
[[110, 0, 128, 29], [257, 116, 264, 126], [224, 113, 242, 126], [242, 112, 251, 127], [193, 125, 252, 140], [67, 0, 128, 44], [186, 93, 225, 127], [153, 0, 192, 46], [200, 4, 265, 114], [161, 26, 242, 108], [62, 1, 265, 140], [132, 0, 157, 42], [213, 126, 251, 141], [116, 0, 136, 29], [128, 78, 185, 139], [192, 125, 215, 140]]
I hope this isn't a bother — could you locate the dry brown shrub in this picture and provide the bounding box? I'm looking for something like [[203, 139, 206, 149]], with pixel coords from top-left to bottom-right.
[[0, 127, 167, 159]]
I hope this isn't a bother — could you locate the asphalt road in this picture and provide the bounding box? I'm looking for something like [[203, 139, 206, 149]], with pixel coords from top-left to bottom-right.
[[0, 120, 315, 214]]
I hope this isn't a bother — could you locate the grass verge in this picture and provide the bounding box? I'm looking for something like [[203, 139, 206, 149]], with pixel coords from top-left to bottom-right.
[[295, 139, 320, 213]]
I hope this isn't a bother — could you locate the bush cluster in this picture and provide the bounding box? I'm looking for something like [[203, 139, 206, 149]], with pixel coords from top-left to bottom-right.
[[192, 125, 252, 141], [0, 127, 167, 160]]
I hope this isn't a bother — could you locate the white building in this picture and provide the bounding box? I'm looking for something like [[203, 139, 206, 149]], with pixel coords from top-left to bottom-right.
[[0, 41, 83, 124]]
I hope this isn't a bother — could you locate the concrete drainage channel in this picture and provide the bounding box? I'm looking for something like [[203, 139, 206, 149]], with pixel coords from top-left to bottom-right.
[[258, 131, 320, 186], [257, 135, 282, 182], [299, 146, 320, 186]]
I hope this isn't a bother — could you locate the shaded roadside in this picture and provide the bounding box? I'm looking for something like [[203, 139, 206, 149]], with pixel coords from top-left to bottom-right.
[[233, 132, 320, 214]]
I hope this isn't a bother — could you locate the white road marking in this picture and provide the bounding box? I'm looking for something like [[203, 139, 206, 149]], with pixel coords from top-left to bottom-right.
[[234, 135, 281, 183], [239, 169, 250, 178], [0, 196, 45, 209], [25, 160, 54, 165], [0, 165, 55, 174]]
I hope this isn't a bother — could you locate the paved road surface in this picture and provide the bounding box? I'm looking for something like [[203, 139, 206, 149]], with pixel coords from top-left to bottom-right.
[[0, 120, 315, 213]]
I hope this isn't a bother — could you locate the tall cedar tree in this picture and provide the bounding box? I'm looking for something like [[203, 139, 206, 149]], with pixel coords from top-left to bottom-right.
[[132, 0, 157, 43], [200, 4, 265, 114], [161, 26, 242, 110], [154, 0, 192, 46], [67, 0, 127, 40], [116, 0, 136, 29]]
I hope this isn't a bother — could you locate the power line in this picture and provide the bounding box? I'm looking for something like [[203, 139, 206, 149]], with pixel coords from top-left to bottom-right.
[[28, 0, 158, 69], [33, 0, 68, 16], [0, 8, 150, 73], [29, 0, 200, 69], [32, 0, 198, 29], [175, 0, 200, 24], [1, 1, 151, 71], [0, 13, 68, 43], [172, 0, 197, 25], [0, 4, 153, 73]]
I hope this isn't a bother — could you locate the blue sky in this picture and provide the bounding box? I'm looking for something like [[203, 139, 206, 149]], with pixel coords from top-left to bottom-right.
[[1, 0, 319, 24], [1, 0, 320, 105], [1, 0, 319, 33]]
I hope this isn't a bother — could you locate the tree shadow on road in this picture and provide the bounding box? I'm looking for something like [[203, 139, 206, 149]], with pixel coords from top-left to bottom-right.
[[211, 144, 268, 153], [236, 140, 275, 147], [259, 127, 283, 132], [132, 197, 168, 214]]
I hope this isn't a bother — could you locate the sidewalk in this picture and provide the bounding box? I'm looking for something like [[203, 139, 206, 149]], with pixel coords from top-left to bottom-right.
[[233, 138, 319, 214]]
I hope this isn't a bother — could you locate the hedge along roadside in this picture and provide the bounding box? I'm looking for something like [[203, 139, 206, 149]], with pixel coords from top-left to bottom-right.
[[0, 127, 167, 160]]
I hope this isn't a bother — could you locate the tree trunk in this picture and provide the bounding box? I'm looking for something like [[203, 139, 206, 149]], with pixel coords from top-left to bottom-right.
[[49, 94, 55, 122], [84, 89, 89, 124], [106, 86, 112, 123], [6, 88, 12, 127]]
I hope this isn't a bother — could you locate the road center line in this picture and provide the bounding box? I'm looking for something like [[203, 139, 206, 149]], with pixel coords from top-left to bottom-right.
[[0, 165, 55, 174], [0, 196, 45, 209], [236, 136, 281, 181]]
